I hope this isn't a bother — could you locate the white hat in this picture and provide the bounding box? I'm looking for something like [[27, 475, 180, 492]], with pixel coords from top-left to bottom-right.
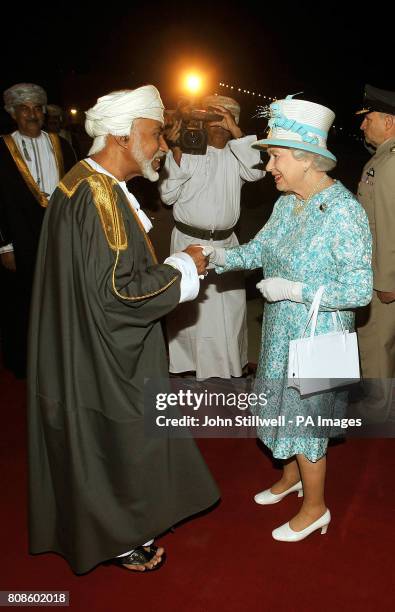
[[202, 95, 240, 124], [253, 94, 336, 161]]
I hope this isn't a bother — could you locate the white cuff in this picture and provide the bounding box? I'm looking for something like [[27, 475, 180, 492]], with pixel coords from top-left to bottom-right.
[[164, 252, 200, 303], [291, 281, 303, 303], [0, 243, 14, 254]]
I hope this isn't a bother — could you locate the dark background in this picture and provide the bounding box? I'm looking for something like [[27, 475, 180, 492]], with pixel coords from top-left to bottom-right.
[[0, 1, 392, 135]]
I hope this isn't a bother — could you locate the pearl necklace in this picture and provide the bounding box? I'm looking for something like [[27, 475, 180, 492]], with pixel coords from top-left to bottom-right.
[[293, 175, 331, 216]]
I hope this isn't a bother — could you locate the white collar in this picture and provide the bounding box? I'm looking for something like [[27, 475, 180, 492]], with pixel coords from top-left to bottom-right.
[[85, 158, 153, 233]]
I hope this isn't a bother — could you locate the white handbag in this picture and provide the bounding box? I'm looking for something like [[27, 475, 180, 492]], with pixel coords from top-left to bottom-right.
[[288, 286, 360, 396]]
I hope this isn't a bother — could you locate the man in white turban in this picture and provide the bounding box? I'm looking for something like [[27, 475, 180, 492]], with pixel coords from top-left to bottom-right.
[[0, 83, 76, 378], [28, 84, 219, 575], [159, 94, 265, 379]]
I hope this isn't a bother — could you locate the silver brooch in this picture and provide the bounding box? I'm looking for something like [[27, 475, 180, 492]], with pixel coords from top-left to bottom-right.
[[319, 203, 327, 212]]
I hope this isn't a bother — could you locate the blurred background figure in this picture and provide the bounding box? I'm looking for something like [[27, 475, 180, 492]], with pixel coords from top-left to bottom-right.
[[0, 83, 76, 378], [46, 103, 80, 158]]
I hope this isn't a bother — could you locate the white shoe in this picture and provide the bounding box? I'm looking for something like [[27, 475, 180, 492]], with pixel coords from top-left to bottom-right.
[[272, 509, 331, 542], [254, 481, 303, 505]]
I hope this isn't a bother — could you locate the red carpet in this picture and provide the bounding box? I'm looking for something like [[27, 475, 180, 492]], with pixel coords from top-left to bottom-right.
[[1, 366, 394, 611]]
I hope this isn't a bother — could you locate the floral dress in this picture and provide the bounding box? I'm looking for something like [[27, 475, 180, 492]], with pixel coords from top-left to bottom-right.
[[216, 181, 372, 461]]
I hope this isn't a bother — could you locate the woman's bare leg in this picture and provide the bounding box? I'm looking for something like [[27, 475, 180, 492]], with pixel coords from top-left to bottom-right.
[[287, 453, 327, 531]]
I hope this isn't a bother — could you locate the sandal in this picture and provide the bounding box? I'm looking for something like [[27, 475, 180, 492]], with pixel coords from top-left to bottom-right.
[[106, 545, 165, 572]]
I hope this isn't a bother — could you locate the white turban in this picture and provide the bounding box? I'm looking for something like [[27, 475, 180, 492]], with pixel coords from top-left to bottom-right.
[[85, 85, 164, 139], [202, 95, 240, 124], [4, 83, 47, 115]]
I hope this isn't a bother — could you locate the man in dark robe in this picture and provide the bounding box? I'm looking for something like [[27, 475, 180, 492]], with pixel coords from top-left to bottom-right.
[[28, 85, 219, 574], [0, 83, 76, 377]]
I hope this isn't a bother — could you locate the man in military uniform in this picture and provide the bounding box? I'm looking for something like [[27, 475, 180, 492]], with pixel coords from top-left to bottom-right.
[[356, 84, 395, 421]]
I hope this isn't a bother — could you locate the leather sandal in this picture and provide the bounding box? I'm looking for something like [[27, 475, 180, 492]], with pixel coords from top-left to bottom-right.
[[106, 545, 165, 571]]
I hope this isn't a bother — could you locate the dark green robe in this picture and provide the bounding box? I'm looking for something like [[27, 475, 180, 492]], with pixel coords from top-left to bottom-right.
[[28, 161, 219, 574]]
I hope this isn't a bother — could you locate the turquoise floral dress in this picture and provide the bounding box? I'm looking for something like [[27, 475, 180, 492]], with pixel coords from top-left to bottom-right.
[[216, 181, 372, 461]]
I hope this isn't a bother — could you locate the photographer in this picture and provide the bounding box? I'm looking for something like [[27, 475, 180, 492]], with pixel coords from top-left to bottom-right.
[[159, 95, 265, 379]]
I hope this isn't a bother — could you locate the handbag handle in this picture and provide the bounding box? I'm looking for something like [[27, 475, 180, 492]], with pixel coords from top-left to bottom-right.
[[302, 287, 345, 340], [331, 311, 345, 333], [302, 286, 324, 338]]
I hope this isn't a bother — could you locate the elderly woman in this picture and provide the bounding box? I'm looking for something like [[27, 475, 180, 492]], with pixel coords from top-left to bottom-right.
[[209, 96, 372, 541]]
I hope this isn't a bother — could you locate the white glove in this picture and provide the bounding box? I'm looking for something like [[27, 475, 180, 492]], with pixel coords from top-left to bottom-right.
[[164, 252, 200, 302], [256, 277, 303, 303], [200, 245, 226, 266]]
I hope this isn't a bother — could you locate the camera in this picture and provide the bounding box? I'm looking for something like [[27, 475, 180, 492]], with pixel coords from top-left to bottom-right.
[[165, 103, 223, 155]]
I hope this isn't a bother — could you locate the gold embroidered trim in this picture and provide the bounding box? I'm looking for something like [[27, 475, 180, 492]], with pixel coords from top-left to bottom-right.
[[58, 182, 75, 198], [58, 160, 94, 197], [87, 173, 127, 251], [48, 132, 65, 178], [111, 249, 179, 301], [2, 134, 48, 208], [59, 160, 158, 260]]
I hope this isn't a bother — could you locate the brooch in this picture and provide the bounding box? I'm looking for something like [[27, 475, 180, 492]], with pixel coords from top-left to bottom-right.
[[319, 203, 327, 212]]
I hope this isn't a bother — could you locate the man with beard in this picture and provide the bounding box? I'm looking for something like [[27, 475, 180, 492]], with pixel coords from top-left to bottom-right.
[[159, 95, 265, 380], [0, 83, 76, 377], [28, 85, 219, 574]]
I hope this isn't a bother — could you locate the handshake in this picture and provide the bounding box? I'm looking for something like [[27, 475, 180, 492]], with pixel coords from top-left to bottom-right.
[[180, 246, 304, 303], [183, 245, 225, 276]]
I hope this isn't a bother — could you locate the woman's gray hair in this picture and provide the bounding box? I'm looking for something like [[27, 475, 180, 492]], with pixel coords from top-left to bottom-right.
[[291, 148, 337, 171]]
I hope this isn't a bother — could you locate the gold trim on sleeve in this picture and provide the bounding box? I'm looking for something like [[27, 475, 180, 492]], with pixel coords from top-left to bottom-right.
[[111, 249, 180, 301]]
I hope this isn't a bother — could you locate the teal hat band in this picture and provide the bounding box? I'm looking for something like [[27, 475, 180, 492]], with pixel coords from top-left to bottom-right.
[[268, 102, 327, 145]]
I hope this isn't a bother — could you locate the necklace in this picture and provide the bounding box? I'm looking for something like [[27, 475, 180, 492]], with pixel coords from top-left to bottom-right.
[[293, 175, 331, 216]]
